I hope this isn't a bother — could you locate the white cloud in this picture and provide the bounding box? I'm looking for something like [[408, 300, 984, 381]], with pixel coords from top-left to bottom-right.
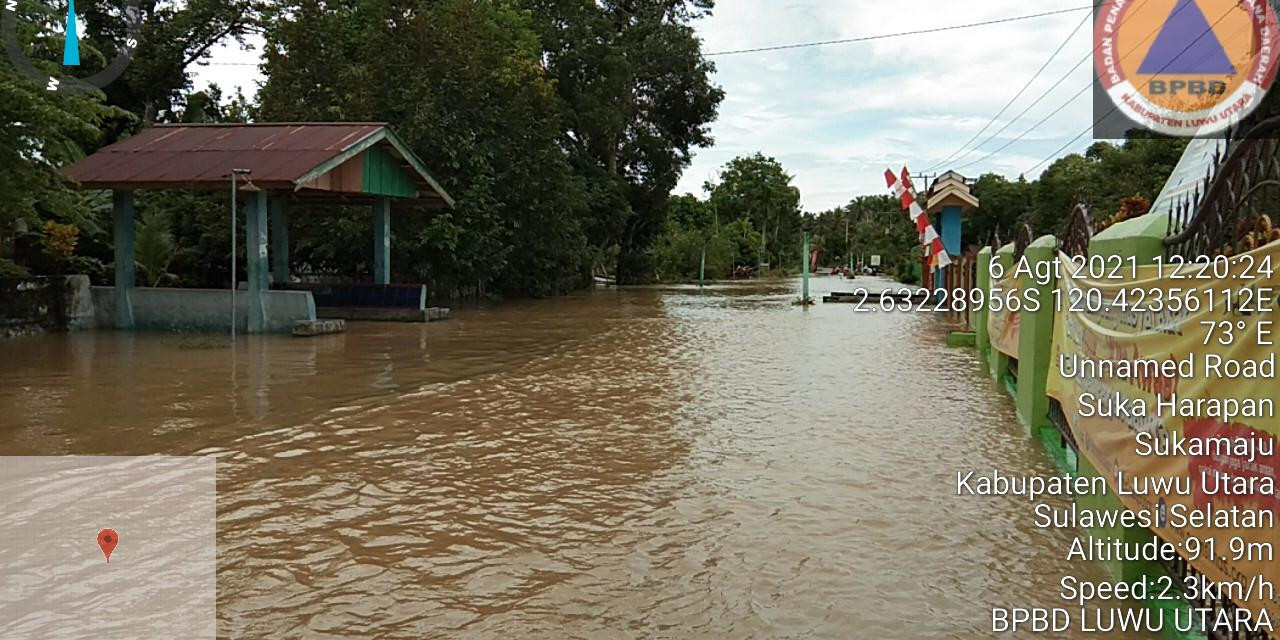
[[680, 0, 1100, 210]]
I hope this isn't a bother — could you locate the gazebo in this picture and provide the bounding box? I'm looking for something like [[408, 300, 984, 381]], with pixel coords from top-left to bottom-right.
[[924, 170, 979, 289], [61, 123, 454, 334]]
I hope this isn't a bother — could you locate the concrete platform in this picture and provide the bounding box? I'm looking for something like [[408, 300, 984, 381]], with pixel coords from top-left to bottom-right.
[[318, 306, 450, 323], [293, 319, 347, 337], [93, 286, 317, 334]]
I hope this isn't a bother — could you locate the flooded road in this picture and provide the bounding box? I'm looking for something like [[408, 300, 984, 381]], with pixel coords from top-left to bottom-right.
[[0, 277, 1149, 638]]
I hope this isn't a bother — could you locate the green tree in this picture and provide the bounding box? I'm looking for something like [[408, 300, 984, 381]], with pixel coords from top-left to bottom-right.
[[83, 0, 261, 124], [707, 153, 802, 270], [0, 1, 122, 267], [259, 0, 589, 297], [968, 137, 1189, 240], [134, 209, 177, 286], [969, 173, 1033, 246], [520, 0, 724, 284]]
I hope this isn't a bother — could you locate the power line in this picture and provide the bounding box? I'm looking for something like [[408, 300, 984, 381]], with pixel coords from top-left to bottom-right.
[[951, 76, 1091, 173], [1021, 4, 1247, 175], [938, 0, 1155, 172], [920, 9, 1091, 173], [702, 6, 1099, 56], [198, 6, 1100, 66], [944, 49, 1091, 171], [948, 0, 1182, 174]]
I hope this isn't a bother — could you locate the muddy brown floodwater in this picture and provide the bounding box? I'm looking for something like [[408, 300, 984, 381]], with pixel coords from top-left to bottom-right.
[[0, 277, 1154, 639]]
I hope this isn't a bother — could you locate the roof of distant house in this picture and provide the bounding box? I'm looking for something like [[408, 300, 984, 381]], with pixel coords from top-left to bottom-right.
[[925, 170, 979, 214]]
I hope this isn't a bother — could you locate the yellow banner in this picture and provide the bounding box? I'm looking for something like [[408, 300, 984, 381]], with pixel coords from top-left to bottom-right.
[[1046, 246, 1280, 622], [988, 274, 1021, 358]]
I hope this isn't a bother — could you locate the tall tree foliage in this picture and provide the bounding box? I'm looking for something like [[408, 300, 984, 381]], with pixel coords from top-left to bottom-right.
[[520, 0, 724, 283], [1, 0, 257, 278], [654, 154, 910, 282], [706, 153, 802, 268], [259, 0, 589, 296], [0, 0, 123, 270], [84, 0, 260, 125], [805, 195, 917, 278], [971, 137, 1190, 242], [256, 0, 722, 294]]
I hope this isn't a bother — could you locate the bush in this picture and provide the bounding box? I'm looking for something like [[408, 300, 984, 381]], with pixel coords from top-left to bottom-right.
[[41, 221, 79, 258], [655, 223, 738, 282], [0, 258, 30, 278], [61, 256, 108, 283]]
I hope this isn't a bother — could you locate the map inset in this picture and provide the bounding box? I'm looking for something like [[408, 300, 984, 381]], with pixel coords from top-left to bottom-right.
[[0, 457, 216, 638]]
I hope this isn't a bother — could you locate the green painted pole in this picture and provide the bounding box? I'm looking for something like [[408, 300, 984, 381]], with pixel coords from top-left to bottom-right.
[[801, 231, 810, 302], [699, 244, 706, 289]]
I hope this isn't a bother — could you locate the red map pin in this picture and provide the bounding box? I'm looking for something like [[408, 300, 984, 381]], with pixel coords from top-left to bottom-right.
[[97, 529, 118, 563]]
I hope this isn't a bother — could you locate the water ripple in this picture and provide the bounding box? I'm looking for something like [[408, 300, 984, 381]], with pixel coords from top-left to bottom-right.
[[0, 277, 1147, 638]]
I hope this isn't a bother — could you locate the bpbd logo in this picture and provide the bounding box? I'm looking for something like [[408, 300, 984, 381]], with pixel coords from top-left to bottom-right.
[[2, 0, 142, 94], [1094, 0, 1280, 136]]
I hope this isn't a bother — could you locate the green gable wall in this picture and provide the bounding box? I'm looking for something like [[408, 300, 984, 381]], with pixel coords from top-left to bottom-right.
[[362, 147, 418, 198]]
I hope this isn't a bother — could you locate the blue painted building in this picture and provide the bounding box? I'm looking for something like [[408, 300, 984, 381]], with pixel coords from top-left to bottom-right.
[[924, 171, 980, 291]]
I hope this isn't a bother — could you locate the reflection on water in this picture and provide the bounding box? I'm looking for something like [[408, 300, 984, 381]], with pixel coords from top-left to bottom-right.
[[0, 276, 1150, 638]]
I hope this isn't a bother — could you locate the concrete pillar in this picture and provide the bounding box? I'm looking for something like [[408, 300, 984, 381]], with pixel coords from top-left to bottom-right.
[[270, 196, 290, 285], [245, 191, 269, 333], [988, 243, 1015, 381], [1076, 456, 1165, 582], [974, 246, 993, 365], [1016, 235, 1057, 433], [1089, 211, 1169, 264], [373, 198, 391, 284], [112, 190, 135, 329]]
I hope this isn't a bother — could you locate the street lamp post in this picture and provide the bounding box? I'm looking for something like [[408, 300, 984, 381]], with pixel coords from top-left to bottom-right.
[[229, 169, 252, 339]]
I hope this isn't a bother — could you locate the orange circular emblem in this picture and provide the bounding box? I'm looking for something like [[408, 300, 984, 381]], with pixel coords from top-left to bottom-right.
[[1094, 0, 1279, 135]]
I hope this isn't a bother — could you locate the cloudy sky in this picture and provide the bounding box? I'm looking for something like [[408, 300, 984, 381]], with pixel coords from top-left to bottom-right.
[[192, 0, 1098, 212]]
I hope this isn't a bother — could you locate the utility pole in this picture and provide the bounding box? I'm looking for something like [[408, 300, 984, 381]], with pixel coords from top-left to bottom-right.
[[911, 172, 939, 194], [801, 231, 810, 302], [699, 244, 706, 289], [760, 211, 768, 272]]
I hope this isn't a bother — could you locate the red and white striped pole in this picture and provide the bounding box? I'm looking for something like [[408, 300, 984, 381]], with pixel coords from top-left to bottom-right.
[[885, 167, 951, 270]]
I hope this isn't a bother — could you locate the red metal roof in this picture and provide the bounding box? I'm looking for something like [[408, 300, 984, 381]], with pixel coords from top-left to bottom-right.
[[62, 123, 387, 189]]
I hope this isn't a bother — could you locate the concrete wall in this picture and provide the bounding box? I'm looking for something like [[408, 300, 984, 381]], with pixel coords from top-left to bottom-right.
[[0, 275, 95, 337], [92, 287, 315, 334], [973, 220, 1192, 623]]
